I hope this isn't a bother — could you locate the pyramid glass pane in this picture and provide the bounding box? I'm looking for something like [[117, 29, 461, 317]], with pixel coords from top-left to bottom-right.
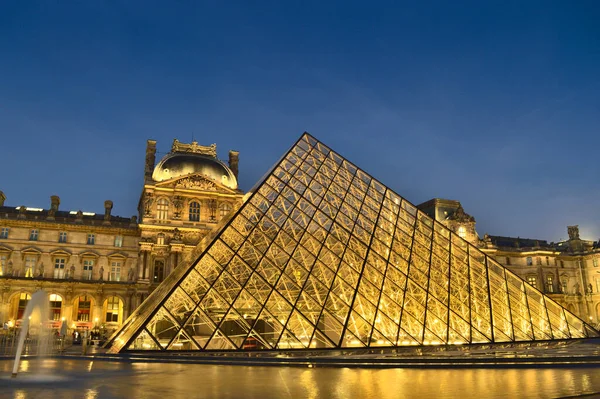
[[108, 133, 599, 353]]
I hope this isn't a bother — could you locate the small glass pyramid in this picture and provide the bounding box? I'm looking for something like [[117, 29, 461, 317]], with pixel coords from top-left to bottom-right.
[[108, 133, 598, 353]]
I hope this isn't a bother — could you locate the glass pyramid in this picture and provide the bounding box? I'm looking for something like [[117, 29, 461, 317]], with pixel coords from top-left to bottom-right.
[[108, 133, 598, 353]]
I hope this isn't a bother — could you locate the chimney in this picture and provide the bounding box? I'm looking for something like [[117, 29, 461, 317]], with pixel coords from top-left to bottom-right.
[[228, 150, 239, 180], [104, 200, 113, 224], [145, 140, 157, 181], [50, 195, 60, 210], [47, 195, 60, 220], [0, 191, 5, 206]]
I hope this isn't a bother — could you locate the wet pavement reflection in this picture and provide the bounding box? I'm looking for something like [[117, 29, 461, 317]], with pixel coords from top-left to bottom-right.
[[0, 358, 599, 398]]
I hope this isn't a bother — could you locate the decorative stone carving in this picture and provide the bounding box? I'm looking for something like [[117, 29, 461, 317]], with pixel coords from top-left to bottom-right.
[[172, 139, 217, 157], [447, 205, 475, 223], [127, 267, 135, 282], [143, 192, 154, 216], [568, 225, 580, 240], [172, 228, 182, 242], [98, 266, 104, 281], [38, 263, 44, 278], [175, 176, 218, 191], [172, 196, 183, 219], [208, 199, 217, 222], [183, 231, 202, 245]]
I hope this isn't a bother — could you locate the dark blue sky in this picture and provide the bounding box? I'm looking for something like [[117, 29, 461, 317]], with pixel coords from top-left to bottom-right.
[[1, 1, 599, 241]]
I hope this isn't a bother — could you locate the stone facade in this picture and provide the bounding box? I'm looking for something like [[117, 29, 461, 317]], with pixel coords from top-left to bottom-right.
[[0, 138, 244, 337], [418, 199, 600, 326]]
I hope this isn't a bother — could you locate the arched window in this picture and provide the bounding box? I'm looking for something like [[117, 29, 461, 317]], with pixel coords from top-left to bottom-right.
[[153, 260, 165, 283], [76, 295, 92, 321], [157, 198, 169, 221], [457, 226, 467, 239], [189, 201, 201, 222], [219, 202, 232, 218], [49, 294, 62, 321]]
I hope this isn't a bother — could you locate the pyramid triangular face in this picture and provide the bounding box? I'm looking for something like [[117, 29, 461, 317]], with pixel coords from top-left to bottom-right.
[[108, 133, 598, 353]]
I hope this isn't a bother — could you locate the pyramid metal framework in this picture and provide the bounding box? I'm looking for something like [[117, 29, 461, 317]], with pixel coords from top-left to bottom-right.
[[108, 133, 598, 353]]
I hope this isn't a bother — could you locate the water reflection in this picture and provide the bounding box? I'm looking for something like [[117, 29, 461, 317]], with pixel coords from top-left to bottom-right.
[[0, 359, 599, 399]]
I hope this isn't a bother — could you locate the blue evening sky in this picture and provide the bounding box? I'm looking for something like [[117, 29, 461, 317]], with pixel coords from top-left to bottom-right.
[[1, 1, 598, 241]]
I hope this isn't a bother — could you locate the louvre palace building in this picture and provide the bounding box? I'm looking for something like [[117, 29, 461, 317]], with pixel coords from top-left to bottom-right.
[[1, 136, 599, 346]]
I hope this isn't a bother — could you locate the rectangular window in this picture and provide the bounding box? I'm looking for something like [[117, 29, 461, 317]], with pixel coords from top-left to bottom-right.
[[105, 296, 120, 323], [596, 278, 600, 294], [535, 257, 542, 266], [505, 257, 511, 265], [526, 257, 533, 266], [83, 259, 94, 280], [594, 258, 598, 268], [114, 235, 123, 247], [24, 256, 36, 278], [29, 229, 39, 241], [527, 276, 537, 288], [546, 275, 554, 293], [58, 232, 67, 243], [87, 234, 95, 245], [0, 227, 8, 239], [0, 254, 6, 276], [53, 258, 66, 279], [109, 261, 121, 282]]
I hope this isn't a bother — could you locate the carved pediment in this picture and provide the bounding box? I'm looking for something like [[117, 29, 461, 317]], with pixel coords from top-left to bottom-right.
[[155, 173, 237, 194], [176, 176, 218, 191]]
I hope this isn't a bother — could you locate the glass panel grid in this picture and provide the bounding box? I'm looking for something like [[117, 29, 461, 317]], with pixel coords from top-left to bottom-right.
[[114, 133, 597, 353]]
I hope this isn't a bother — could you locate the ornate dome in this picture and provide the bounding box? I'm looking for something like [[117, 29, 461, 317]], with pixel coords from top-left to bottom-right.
[[152, 153, 238, 190]]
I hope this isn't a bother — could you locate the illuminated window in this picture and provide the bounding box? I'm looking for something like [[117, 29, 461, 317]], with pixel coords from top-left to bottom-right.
[[156, 233, 165, 246], [457, 226, 467, 239], [58, 232, 67, 243], [220, 203, 232, 218], [114, 235, 123, 247], [593, 258, 598, 268], [83, 259, 94, 280], [87, 234, 95, 245], [526, 257, 533, 266], [153, 260, 165, 283], [189, 201, 200, 222], [546, 275, 554, 293], [157, 198, 169, 221], [24, 256, 36, 278], [561, 280, 567, 293], [527, 276, 537, 288], [0, 227, 8, 239], [0, 254, 6, 276], [49, 294, 62, 321], [596, 278, 600, 293], [17, 293, 31, 319], [29, 229, 39, 241], [105, 296, 121, 323], [109, 261, 121, 282], [77, 296, 91, 321], [53, 257, 66, 279]]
